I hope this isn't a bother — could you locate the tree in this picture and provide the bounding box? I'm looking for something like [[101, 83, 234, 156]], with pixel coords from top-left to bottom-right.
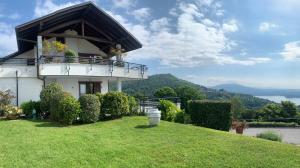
[[154, 87, 177, 98], [175, 86, 205, 111], [231, 96, 245, 119], [281, 101, 297, 118], [259, 103, 282, 120]]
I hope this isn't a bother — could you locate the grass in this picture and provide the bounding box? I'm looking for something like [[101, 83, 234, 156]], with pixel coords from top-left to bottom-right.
[[0, 117, 299, 168]]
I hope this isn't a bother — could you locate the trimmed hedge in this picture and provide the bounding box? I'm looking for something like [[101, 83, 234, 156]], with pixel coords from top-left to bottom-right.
[[188, 100, 232, 131], [101, 92, 129, 118], [248, 122, 299, 128], [58, 94, 81, 125], [79, 94, 100, 123], [158, 100, 181, 122], [40, 82, 64, 120]]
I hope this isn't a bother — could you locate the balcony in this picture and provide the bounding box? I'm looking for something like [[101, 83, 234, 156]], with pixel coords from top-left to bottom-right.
[[38, 55, 148, 79]]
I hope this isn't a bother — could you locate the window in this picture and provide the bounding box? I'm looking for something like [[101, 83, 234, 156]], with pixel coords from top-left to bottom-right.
[[79, 82, 101, 96]]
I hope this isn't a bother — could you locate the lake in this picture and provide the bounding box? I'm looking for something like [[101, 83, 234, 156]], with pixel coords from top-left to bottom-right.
[[256, 95, 300, 105]]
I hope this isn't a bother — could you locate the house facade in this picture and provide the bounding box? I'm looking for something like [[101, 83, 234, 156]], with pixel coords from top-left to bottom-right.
[[0, 2, 147, 106]]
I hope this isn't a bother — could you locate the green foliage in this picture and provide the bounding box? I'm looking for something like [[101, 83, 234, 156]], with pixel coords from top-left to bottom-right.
[[259, 103, 282, 120], [240, 109, 258, 120], [64, 49, 76, 63], [20, 100, 41, 118], [257, 131, 282, 142], [158, 99, 181, 122], [79, 94, 100, 123], [128, 96, 139, 115], [174, 111, 185, 123], [58, 94, 81, 125], [248, 122, 298, 127], [40, 82, 64, 119], [154, 87, 177, 98], [101, 92, 129, 118], [188, 100, 232, 131], [231, 96, 245, 119], [95, 92, 104, 105], [175, 86, 206, 111], [281, 101, 297, 118], [0, 90, 15, 106]]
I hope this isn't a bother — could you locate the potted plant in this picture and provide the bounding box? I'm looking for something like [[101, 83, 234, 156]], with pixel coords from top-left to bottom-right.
[[64, 49, 77, 63], [109, 44, 127, 67], [232, 120, 248, 134]]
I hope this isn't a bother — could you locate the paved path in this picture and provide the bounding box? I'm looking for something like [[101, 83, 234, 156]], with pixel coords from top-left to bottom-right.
[[232, 128, 300, 145]]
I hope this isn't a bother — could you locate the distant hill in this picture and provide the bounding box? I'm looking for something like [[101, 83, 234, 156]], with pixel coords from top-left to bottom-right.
[[117, 74, 273, 109], [213, 83, 300, 98]]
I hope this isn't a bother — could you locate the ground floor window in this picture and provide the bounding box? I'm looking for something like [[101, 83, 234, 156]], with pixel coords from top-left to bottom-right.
[[79, 81, 101, 96]]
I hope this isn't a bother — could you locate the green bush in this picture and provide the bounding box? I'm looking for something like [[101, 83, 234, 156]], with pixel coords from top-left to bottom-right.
[[64, 49, 76, 63], [20, 100, 41, 118], [188, 100, 232, 131], [58, 94, 81, 125], [128, 96, 139, 115], [79, 94, 100, 123], [248, 122, 298, 128], [95, 92, 104, 105], [174, 111, 185, 123], [40, 82, 64, 120], [257, 131, 282, 142], [158, 99, 181, 122], [101, 92, 129, 118]]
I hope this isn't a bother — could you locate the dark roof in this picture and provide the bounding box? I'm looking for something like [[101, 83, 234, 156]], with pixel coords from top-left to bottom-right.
[[2, 1, 142, 60]]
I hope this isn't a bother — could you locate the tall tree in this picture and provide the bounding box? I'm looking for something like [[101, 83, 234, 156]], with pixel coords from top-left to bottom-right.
[[175, 86, 205, 111], [231, 96, 245, 119], [154, 87, 177, 98], [281, 101, 297, 118], [259, 103, 282, 120]]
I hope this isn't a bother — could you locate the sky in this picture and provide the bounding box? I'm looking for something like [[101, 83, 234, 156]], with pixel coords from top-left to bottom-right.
[[1, 0, 300, 89]]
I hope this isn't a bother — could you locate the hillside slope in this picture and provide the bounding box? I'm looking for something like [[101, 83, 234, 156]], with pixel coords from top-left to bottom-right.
[[120, 74, 272, 109]]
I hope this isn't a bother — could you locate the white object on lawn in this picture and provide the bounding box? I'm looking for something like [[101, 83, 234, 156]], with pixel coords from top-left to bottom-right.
[[147, 108, 161, 126]]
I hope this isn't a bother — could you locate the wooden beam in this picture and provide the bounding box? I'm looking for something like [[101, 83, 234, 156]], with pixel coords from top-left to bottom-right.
[[39, 19, 82, 35], [85, 21, 113, 41], [42, 33, 114, 44], [82, 20, 85, 36], [18, 38, 37, 44]]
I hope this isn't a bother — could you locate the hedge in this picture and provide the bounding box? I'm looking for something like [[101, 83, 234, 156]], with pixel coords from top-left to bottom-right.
[[188, 100, 232, 131], [58, 94, 81, 125], [79, 94, 100, 123], [20, 100, 41, 118], [101, 92, 129, 118], [248, 122, 299, 128]]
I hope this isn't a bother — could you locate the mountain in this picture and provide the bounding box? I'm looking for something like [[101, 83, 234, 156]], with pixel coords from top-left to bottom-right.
[[116, 74, 273, 109], [213, 83, 300, 98]]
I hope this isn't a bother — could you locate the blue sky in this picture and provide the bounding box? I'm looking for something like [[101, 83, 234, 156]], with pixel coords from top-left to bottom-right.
[[1, 0, 300, 89]]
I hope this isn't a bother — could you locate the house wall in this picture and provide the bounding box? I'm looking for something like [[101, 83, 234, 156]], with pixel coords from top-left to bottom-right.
[[45, 77, 109, 99], [0, 77, 43, 105]]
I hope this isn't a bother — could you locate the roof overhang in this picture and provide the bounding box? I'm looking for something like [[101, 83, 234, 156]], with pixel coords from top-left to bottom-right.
[[9, 2, 141, 58]]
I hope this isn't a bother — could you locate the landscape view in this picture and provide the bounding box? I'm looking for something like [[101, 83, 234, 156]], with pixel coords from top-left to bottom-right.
[[0, 0, 300, 167]]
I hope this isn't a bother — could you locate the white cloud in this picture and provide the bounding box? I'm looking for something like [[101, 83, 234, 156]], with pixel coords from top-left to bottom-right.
[[34, 0, 97, 17], [280, 41, 300, 60], [112, 0, 136, 9], [131, 8, 151, 21], [222, 19, 238, 33], [0, 13, 20, 20], [150, 17, 170, 31], [0, 22, 17, 56], [259, 22, 277, 32]]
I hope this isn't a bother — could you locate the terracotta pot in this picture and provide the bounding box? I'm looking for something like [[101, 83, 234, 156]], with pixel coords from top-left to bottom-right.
[[236, 126, 244, 134]]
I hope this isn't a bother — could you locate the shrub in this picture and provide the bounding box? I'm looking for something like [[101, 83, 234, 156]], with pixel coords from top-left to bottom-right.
[[79, 94, 100, 123], [95, 92, 104, 105], [3, 105, 22, 119], [128, 96, 139, 115], [64, 49, 76, 63], [158, 99, 181, 122], [188, 100, 232, 131], [248, 122, 298, 128], [256, 131, 282, 142], [21, 101, 35, 117], [174, 111, 185, 123], [0, 90, 15, 106], [40, 82, 64, 120], [101, 92, 129, 118], [58, 94, 81, 125]]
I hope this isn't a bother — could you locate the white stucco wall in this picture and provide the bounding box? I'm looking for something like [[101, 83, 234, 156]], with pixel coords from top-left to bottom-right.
[[45, 77, 109, 99], [0, 77, 43, 105]]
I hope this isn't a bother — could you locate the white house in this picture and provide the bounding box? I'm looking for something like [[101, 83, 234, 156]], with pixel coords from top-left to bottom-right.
[[0, 2, 147, 106]]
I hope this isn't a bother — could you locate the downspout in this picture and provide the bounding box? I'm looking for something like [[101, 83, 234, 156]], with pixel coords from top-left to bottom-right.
[[16, 71, 19, 106]]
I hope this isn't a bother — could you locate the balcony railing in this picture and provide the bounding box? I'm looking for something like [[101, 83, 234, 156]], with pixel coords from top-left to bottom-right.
[[38, 55, 147, 75]]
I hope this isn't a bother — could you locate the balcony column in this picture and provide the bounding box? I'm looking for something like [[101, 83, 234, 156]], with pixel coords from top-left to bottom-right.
[[117, 78, 122, 92], [37, 36, 42, 59]]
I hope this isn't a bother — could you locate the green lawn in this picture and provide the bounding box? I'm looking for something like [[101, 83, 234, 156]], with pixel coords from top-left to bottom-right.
[[0, 117, 299, 168]]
